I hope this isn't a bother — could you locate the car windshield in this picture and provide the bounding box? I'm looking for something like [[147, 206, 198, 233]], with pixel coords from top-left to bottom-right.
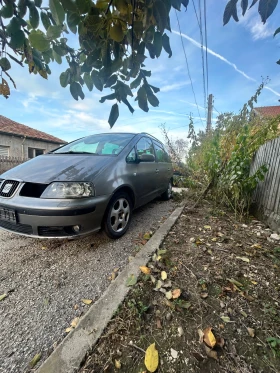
[[53, 133, 135, 156]]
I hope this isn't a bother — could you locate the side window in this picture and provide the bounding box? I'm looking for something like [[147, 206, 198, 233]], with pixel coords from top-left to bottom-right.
[[126, 148, 136, 162], [153, 143, 165, 162], [136, 138, 155, 158], [163, 149, 171, 163]]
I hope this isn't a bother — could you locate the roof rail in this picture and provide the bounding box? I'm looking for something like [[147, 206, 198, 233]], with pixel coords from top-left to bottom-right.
[[140, 132, 164, 144]]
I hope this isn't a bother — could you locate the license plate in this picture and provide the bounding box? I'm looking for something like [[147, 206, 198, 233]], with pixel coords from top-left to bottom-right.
[[0, 207, 17, 222]]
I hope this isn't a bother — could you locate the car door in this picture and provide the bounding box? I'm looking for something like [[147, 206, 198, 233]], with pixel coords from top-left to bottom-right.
[[128, 137, 159, 206], [153, 141, 172, 193]]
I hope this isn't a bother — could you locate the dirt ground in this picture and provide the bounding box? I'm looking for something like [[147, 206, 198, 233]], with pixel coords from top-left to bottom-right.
[[80, 196, 280, 373]]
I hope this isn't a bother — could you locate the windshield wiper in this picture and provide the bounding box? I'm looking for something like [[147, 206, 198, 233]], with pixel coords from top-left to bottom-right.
[[54, 151, 98, 155]]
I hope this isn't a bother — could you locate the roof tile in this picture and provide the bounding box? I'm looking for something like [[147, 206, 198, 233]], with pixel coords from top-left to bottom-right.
[[0, 115, 66, 144], [254, 106, 280, 117]]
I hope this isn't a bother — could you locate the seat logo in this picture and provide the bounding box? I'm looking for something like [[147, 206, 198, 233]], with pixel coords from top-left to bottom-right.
[[2, 183, 13, 194]]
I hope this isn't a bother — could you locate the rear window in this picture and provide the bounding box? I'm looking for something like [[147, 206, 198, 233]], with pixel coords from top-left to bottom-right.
[[53, 133, 135, 156]]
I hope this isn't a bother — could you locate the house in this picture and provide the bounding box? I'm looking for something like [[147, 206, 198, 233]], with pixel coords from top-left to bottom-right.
[[254, 105, 280, 118], [0, 115, 66, 159]]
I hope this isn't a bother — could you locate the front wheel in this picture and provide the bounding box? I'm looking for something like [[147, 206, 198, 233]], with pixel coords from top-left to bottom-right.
[[161, 180, 172, 201], [104, 192, 132, 239]]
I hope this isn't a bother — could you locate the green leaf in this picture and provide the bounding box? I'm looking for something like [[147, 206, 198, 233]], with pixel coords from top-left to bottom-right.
[[137, 86, 149, 112], [83, 72, 93, 91], [274, 27, 280, 37], [241, 0, 249, 15], [109, 23, 124, 42], [0, 293, 7, 301], [67, 12, 80, 34], [35, 0, 43, 7], [144, 84, 159, 107], [171, 0, 181, 10], [108, 103, 119, 128], [258, 0, 278, 23], [29, 353, 41, 368], [99, 93, 116, 103], [18, 0, 27, 17], [162, 33, 172, 57], [40, 11, 52, 30], [29, 5, 40, 29], [0, 58, 11, 71], [29, 30, 50, 51], [0, 3, 14, 18], [91, 70, 103, 91], [60, 70, 70, 87], [70, 81, 85, 100], [153, 32, 163, 58], [76, 0, 91, 14], [49, 0, 65, 25], [10, 30, 25, 49], [126, 273, 137, 286], [60, 0, 78, 11], [47, 25, 62, 39], [277, 59, 280, 65], [223, 0, 239, 25], [130, 74, 142, 90], [153, 1, 168, 33], [53, 49, 62, 63], [104, 74, 118, 88], [53, 44, 67, 56], [6, 17, 21, 36], [181, 0, 189, 8], [140, 69, 151, 77], [149, 84, 160, 93], [122, 98, 135, 113], [249, 0, 259, 8]]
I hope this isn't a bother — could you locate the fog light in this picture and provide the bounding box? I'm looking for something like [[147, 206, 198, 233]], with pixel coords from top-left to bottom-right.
[[72, 225, 80, 233]]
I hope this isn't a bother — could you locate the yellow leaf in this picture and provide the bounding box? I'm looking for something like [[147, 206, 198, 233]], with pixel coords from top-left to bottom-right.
[[82, 299, 93, 305], [65, 327, 73, 333], [251, 243, 262, 249], [165, 291, 172, 300], [172, 288, 181, 299], [70, 317, 79, 328], [140, 266, 151, 275], [251, 280, 258, 285], [161, 271, 167, 280], [144, 343, 159, 372], [115, 359, 121, 369], [204, 225, 211, 230], [247, 327, 255, 337], [29, 353, 41, 368], [203, 327, 216, 348], [236, 256, 250, 263]]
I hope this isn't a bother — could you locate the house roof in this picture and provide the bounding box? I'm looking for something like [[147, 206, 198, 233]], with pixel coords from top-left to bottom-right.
[[254, 106, 280, 117], [0, 115, 66, 144]]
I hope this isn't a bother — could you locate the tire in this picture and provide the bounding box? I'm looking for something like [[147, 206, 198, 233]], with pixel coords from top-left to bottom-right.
[[104, 192, 132, 239], [161, 180, 172, 201]]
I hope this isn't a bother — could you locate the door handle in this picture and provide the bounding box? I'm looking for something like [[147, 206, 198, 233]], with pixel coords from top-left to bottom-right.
[[155, 169, 159, 173]]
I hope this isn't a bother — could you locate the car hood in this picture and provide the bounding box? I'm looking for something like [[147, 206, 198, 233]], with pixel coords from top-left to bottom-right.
[[0, 154, 114, 183]]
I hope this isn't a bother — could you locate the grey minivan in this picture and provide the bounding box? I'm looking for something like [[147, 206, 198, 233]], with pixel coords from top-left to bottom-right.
[[0, 132, 173, 239]]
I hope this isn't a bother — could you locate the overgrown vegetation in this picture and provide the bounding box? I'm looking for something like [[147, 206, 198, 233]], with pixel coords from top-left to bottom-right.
[[187, 83, 280, 217]]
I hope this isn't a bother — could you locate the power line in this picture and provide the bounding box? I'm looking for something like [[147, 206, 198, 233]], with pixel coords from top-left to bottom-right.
[[197, 0, 207, 115], [203, 0, 209, 97], [175, 10, 204, 127]]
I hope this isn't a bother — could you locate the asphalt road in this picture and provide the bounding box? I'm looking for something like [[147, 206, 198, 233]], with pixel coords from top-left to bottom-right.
[[0, 198, 176, 373]]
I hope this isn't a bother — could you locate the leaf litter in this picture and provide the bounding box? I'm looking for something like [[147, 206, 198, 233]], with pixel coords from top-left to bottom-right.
[[79, 197, 280, 373]]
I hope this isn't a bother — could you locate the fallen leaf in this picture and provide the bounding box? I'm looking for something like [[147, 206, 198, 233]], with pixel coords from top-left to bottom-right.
[[212, 237, 217, 242], [192, 352, 204, 361], [164, 298, 175, 309], [203, 327, 216, 348], [141, 240, 147, 245], [251, 243, 262, 249], [251, 280, 258, 285], [165, 291, 172, 300], [200, 292, 208, 299], [0, 294, 7, 301], [74, 304, 79, 310], [198, 328, 204, 343], [29, 353, 41, 368], [158, 249, 167, 255], [236, 256, 250, 263], [247, 327, 255, 337], [156, 280, 163, 289], [41, 246, 47, 250], [113, 267, 119, 273], [81, 299, 92, 305], [115, 359, 121, 369], [227, 278, 243, 288], [204, 225, 211, 230], [161, 271, 167, 280], [156, 319, 162, 329], [144, 343, 159, 372], [65, 327, 73, 333], [204, 345, 218, 360], [240, 310, 248, 318], [140, 266, 151, 275], [179, 301, 191, 309], [162, 280, 172, 288], [172, 288, 181, 299], [111, 272, 116, 281], [126, 274, 137, 286], [178, 326, 184, 336], [143, 232, 151, 240], [216, 337, 225, 348], [71, 317, 79, 328], [220, 316, 231, 323]]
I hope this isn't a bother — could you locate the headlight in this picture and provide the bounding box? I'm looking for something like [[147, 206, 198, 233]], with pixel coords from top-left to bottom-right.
[[41, 182, 94, 199]]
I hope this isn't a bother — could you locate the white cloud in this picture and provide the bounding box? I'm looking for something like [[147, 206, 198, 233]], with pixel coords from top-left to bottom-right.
[[161, 81, 191, 92]]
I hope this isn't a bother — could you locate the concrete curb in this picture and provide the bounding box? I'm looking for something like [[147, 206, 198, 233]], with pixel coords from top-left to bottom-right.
[[37, 204, 185, 373]]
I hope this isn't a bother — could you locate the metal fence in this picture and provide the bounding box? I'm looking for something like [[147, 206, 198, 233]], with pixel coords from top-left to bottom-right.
[[251, 136, 280, 231], [0, 156, 28, 174]]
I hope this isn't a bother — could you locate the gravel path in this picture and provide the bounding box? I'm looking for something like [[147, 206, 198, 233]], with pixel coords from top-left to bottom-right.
[[0, 199, 176, 373]]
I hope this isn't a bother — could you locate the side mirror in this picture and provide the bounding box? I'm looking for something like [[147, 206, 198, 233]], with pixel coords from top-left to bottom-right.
[[138, 154, 155, 162]]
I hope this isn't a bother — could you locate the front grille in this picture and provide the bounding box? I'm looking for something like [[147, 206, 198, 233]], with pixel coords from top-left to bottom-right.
[[0, 180, 20, 198], [38, 226, 75, 237], [0, 220, 33, 235], [20, 182, 48, 198]]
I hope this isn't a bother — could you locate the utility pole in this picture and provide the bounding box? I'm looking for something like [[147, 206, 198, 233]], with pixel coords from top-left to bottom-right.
[[206, 94, 213, 133]]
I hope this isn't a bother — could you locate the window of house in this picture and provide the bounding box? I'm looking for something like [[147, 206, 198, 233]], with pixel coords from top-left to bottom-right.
[[0, 145, 9, 157], [28, 147, 45, 159]]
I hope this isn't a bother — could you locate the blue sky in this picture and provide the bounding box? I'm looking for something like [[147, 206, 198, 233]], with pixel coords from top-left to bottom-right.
[[1, 0, 280, 143]]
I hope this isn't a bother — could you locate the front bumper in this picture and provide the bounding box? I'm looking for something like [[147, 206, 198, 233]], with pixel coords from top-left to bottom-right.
[[0, 194, 110, 238]]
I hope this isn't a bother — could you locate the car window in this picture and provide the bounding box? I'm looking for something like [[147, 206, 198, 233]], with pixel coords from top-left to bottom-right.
[[153, 143, 165, 162], [126, 148, 136, 162], [136, 138, 155, 159], [53, 133, 135, 155]]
